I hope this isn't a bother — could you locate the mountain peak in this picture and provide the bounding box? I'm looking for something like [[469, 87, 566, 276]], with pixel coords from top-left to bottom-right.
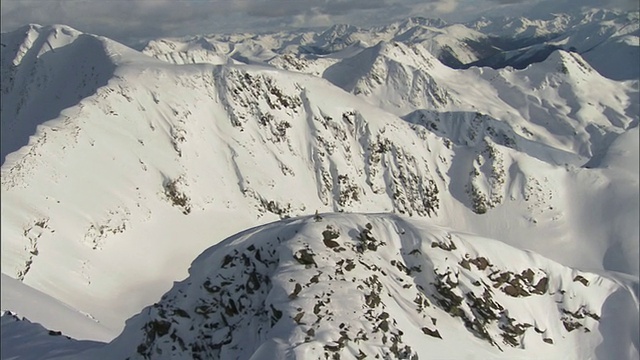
[[80, 213, 627, 359], [543, 49, 595, 76], [400, 16, 447, 29]]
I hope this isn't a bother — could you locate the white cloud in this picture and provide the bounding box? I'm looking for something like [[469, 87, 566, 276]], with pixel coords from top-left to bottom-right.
[[1, 0, 635, 45], [0, 0, 445, 42], [291, 9, 334, 28]]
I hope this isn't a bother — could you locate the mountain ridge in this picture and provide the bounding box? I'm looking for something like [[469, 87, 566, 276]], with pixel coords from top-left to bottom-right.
[[55, 213, 637, 359]]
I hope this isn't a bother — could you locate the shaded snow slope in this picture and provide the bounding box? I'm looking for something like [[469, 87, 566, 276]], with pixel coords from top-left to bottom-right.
[[64, 214, 637, 360], [1, 24, 117, 164], [0, 312, 105, 360], [1, 274, 112, 342]]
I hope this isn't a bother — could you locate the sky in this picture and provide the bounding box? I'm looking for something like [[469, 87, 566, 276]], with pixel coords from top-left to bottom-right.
[[1, 0, 638, 46]]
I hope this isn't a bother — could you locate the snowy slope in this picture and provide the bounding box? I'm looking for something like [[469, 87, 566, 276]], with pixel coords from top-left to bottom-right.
[[1, 274, 112, 342], [0, 24, 116, 164], [1, 312, 105, 360], [0, 14, 638, 360], [60, 214, 638, 360]]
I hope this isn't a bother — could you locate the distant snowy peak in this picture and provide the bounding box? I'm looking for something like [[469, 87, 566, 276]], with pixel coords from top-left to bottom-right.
[[544, 49, 595, 74], [323, 41, 454, 111], [302, 19, 489, 67], [491, 49, 636, 156], [469, 8, 627, 38], [314, 23, 362, 47], [466, 8, 639, 79], [135, 8, 638, 80], [141, 37, 239, 66], [324, 41, 440, 81], [80, 214, 628, 360], [332, 43, 636, 161], [0, 23, 164, 165], [468, 15, 570, 39], [563, 10, 640, 80], [385, 16, 448, 31], [1, 23, 149, 68], [0, 24, 82, 66], [0, 24, 122, 164]]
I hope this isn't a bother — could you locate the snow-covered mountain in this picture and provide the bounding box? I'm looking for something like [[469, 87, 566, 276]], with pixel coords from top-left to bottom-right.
[[140, 9, 639, 81], [140, 17, 492, 71], [1, 7, 638, 360], [325, 42, 637, 157], [467, 9, 640, 80], [1, 24, 116, 164], [56, 214, 639, 359]]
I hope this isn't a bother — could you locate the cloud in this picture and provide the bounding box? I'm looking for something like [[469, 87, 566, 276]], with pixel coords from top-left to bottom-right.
[[290, 9, 334, 28], [1, 1, 212, 42], [242, 0, 389, 18], [0, 0, 440, 44], [486, 0, 638, 9], [487, 0, 524, 4], [1, 0, 635, 46], [411, 0, 460, 17]]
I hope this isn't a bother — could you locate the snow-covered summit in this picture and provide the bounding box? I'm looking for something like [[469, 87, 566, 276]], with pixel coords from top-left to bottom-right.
[[0, 23, 170, 165], [65, 213, 638, 359]]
